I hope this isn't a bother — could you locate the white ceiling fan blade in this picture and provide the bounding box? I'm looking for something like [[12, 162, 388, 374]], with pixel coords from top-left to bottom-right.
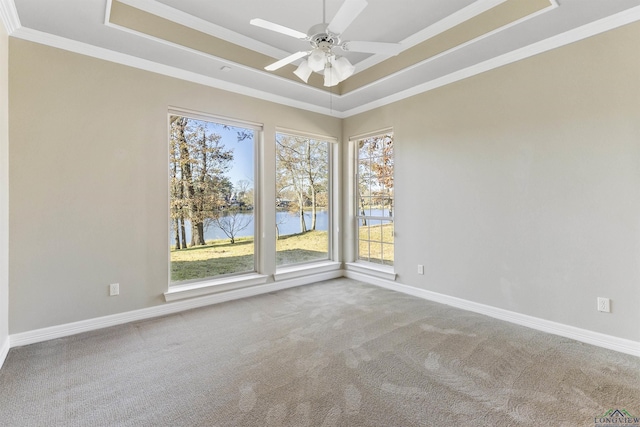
[[250, 18, 307, 40], [327, 0, 368, 35], [265, 51, 309, 71], [342, 40, 402, 55]]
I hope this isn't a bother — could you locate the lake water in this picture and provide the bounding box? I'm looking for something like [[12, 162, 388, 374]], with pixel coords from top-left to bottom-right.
[[172, 210, 328, 243], [171, 208, 391, 243]]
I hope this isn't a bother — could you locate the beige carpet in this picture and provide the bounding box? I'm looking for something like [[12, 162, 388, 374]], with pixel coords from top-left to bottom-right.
[[0, 278, 638, 426]]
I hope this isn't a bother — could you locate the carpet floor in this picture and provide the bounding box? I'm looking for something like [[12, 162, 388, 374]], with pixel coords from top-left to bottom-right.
[[0, 278, 638, 426]]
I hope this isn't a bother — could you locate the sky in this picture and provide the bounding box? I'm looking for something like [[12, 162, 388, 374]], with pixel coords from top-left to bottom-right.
[[205, 121, 255, 190]]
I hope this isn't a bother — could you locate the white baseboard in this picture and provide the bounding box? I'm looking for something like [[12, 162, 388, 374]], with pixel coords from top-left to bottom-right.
[[8, 269, 639, 359], [10, 270, 342, 348], [0, 335, 9, 369], [345, 271, 640, 358]]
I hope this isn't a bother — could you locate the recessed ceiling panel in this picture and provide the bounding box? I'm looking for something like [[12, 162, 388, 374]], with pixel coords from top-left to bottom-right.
[[154, 0, 478, 66], [110, 0, 551, 94], [342, 0, 552, 93]]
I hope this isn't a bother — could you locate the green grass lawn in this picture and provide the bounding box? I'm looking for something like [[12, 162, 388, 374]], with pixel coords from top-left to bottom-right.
[[171, 230, 329, 282], [358, 222, 394, 265], [170, 237, 255, 282], [171, 225, 393, 282], [276, 230, 328, 266]]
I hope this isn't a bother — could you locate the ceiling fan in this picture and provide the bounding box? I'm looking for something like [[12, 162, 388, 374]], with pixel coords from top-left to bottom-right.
[[250, 0, 402, 87]]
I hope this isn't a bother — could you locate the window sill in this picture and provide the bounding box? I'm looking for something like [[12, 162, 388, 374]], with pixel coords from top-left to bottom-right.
[[345, 262, 396, 281], [164, 273, 269, 302], [274, 260, 342, 281]]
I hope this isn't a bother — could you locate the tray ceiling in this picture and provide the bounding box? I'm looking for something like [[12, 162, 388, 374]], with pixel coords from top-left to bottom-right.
[[3, 0, 640, 117]]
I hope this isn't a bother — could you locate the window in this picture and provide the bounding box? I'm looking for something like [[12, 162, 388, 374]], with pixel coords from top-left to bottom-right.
[[169, 112, 258, 284], [275, 132, 331, 267], [355, 132, 394, 266]]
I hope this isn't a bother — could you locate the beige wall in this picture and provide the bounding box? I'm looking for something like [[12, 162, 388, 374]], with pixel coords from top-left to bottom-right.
[[8, 39, 341, 333], [344, 22, 640, 341], [8, 21, 640, 343], [0, 18, 9, 352]]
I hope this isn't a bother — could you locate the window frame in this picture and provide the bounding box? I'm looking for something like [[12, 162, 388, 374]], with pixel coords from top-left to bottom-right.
[[350, 129, 395, 274], [165, 108, 267, 300], [273, 128, 341, 279]]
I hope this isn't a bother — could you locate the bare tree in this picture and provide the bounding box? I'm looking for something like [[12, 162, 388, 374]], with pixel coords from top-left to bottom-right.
[[169, 116, 191, 249], [209, 180, 254, 244], [169, 116, 234, 248], [276, 134, 328, 234], [211, 210, 251, 244], [357, 134, 394, 223], [235, 179, 252, 207]]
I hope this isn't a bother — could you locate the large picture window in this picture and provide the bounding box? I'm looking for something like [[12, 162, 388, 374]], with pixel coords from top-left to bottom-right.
[[169, 113, 258, 284], [275, 132, 331, 267], [355, 132, 394, 266]]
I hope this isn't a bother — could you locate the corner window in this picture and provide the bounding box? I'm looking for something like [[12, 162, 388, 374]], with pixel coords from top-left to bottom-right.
[[275, 132, 331, 267], [169, 112, 259, 284], [355, 132, 394, 266]]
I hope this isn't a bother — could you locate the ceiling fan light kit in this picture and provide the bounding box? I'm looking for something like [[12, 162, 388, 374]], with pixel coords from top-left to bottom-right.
[[293, 48, 356, 87], [307, 48, 327, 72], [293, 60, 313, 83], [333, 56, 356, 79], [324, 60, 343, 87], [251, 0, 400, 88]]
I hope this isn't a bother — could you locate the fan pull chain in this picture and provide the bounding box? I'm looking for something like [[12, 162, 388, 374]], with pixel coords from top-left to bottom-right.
[[329, 85, 333, 114], [323, 0, 326, 24]]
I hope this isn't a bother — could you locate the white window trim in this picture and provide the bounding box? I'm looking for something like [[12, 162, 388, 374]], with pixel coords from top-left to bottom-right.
[[350, 128, 395, 271], [164, 273, 269, 302], [274, 128, 339, 272], [168, 107, 263, 132], [167, 107, 264, 293], [273, 260, 342, 281]]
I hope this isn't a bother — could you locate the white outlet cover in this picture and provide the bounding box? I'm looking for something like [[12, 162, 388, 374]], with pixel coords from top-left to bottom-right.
[[109, 283, 119, 296], [597, 297, 610, 313]]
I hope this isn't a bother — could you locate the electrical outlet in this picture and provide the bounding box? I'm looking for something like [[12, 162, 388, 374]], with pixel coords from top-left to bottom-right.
[[418, 264, 424, 275], [109, 283, 119, 296], [597, 297, 610, 313]]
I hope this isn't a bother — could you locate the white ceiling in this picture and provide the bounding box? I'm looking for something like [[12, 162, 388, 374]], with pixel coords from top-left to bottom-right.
[[153, 0, 479, 67], [3, 0, 640, 117]]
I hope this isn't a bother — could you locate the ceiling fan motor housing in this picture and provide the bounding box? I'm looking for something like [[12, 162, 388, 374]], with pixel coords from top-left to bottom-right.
[[308, 23, 340, 50]]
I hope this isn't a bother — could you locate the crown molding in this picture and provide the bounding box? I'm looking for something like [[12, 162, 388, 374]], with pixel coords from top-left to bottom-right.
[[345, 0, 558, 100], [0, 0, 20, 34], [117, 0, 510, 76], [102, 0, 559, 108], [8, 3, 640, 119], [114, 0, 292, 63], [355, 0, 508, 73], [341, 4, 640, 117], [10, 27, 341, 117]]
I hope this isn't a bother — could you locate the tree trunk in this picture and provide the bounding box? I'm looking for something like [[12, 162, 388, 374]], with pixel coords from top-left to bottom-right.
[[306, 141, 318, 232], [190, 222, 205, 247], [173, 218, 181, 249], [177, 117, 198, 247], [197, 222, 205, 245], [360, 198, 367, 226], [194, 130, 207, 247], [180, 217, 187, 249], [298, 195, 307, 233], [310, 186, 317, 231]]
